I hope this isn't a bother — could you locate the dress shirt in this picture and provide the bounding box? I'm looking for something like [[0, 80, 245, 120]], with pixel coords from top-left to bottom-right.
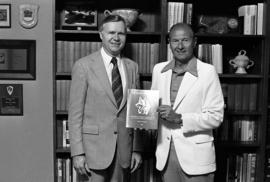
[[161, 56, 198, 106], [101, 47, 126, 93]]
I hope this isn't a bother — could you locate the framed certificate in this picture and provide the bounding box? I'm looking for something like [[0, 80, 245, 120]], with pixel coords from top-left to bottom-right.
[[126, 89, 159, 130], [0, 39, 36, 80]]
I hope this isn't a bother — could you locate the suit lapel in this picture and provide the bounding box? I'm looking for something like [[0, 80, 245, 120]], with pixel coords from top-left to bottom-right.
[[173, 72, 198, 110], [91, 52, 117, 107]]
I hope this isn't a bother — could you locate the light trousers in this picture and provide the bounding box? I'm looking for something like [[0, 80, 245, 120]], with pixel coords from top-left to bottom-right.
[[87, 148, 130, 182], [162, 140, 214, 182]]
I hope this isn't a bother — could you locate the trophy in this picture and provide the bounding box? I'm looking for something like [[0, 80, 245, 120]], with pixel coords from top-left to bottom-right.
[[229, 50, 254, 74]]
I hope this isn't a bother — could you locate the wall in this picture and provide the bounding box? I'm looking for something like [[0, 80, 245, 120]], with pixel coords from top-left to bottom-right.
[[0, 0, 54, 181]]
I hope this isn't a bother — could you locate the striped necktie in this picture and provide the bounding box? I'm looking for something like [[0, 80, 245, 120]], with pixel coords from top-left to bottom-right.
[[111, 57, 123, 108]]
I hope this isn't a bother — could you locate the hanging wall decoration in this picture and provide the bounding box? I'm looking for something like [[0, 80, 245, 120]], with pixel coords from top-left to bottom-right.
[[19, 4, 39, 29]]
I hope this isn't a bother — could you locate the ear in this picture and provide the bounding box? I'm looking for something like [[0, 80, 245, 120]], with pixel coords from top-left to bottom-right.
[[193, 37, 197, 48], [99, 31, 103, 41]]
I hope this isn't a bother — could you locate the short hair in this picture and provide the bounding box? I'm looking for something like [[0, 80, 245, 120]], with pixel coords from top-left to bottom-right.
[[99, 14, 126, 31], [168, 23, 194, 39]]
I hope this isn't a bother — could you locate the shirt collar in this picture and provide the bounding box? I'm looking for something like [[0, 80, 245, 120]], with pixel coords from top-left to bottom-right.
[[101, 47, 121, 67], [161, 56, 198, 77]]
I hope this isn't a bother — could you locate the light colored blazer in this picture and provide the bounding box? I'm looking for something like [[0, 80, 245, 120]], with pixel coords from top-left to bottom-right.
[[68, 50, 142, 170], [151, 59, 224, 175]]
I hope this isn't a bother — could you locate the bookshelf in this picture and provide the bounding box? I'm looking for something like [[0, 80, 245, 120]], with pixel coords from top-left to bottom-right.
[[53, 0, 269, 181]]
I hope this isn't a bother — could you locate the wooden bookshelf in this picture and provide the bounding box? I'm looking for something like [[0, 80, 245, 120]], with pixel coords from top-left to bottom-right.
[[53, 0, 270, 181]]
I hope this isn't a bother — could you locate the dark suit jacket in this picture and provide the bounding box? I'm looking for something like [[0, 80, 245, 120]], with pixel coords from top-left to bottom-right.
[[68, 50, 142, 169]]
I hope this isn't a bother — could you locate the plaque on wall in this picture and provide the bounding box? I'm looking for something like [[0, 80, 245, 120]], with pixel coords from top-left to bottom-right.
[[0, 39, 36, 80], [0, 84, 23, 115], [126, 89, 159, 130]]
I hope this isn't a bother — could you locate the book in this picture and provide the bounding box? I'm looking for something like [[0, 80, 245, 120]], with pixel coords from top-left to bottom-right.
[[126, 89, 159, 130]]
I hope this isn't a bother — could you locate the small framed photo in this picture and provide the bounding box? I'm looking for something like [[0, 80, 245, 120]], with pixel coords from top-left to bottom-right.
[[61, 9, 97, 28], [0, 4, 11, 28]]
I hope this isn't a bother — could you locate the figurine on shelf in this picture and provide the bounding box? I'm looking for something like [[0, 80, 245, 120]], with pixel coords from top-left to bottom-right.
[[229, 49, 254, 74]]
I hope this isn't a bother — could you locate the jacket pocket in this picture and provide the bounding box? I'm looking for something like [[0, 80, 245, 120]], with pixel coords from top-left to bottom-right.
[[83, 125, 99, 135], [192, 134, 214, 144]]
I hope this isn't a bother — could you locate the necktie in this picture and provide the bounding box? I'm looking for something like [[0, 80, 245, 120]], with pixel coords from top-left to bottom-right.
[[111, 57, 123, 108]]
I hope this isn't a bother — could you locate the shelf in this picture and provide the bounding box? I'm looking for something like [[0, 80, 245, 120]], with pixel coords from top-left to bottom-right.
[[219, 74, 263, 79], [225, 110, 261, 115], [196, 33, 265, 39], [55, 29, 162, 42], [56, 147, 70, 154], [216, 141, 260, 148], [56, 110, 68, 116]]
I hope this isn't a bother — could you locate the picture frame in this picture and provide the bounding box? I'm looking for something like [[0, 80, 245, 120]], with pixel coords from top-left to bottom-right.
[[0, 40, 36, 80], [0, 4, 11, 28], [0, 84, 23, 116], [61, 9, 97, 28]]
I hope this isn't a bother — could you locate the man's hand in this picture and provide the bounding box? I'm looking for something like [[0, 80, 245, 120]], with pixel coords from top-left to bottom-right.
[[130, 152, 142, 173], [72, 155, 90, 175], [157, 105, 182, 125]]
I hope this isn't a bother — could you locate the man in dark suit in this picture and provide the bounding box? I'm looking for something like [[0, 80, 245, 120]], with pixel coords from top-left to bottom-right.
[[68, 14, 142, 182]]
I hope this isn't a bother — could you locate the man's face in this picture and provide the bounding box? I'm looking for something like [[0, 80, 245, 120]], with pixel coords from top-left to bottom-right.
[[169, 27, 196, 64], [99, 21, 126, 56]]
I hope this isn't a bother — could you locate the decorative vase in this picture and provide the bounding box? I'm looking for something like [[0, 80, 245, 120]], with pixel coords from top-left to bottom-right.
[[104, 8, 140, 31], [229, 50, 254, 74]]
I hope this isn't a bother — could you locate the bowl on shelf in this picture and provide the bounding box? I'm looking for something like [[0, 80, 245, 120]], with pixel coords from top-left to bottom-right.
[[104, 8, 140, 31]]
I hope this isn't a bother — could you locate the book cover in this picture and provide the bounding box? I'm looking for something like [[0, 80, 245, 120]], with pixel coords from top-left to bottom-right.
[[126, 89, 159, 130]]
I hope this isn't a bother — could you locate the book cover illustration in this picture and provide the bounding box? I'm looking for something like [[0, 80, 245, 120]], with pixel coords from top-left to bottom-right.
[[126, 89, 159, 130]]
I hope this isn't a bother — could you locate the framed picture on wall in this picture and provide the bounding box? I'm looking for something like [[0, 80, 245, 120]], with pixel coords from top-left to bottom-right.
[[0, 40, 36, 80], [0, 4, 11, 28]]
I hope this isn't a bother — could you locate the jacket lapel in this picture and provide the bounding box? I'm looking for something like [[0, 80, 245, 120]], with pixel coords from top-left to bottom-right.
[[173, 72, 197, 110], [91, 52, 117, 108]]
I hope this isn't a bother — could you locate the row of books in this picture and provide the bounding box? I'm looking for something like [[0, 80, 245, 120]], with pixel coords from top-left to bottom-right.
[[56, 81, 154, 113], [167, 2, 266, 36], [215, 117, 256, 142], [56, 157, 161, 182], [231, 120, 256, 142], [222, 83, 257, 111], [123, 43, 160, 74], [56, 81, 258, 113], [56, 41, 101, 73], [56, 119, 70, 148], [56, 80, 71, 112], [197, 44, 223, 74], [167, 44, 223, 74], [266, 149, 270, 180], [56, 119, 157, 151], [56, 41, 160, 74], [57, 158, 89, 182], [167, 2, 193, 30], [238, 3, 266, 35], [226, 153, 256, 182]]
